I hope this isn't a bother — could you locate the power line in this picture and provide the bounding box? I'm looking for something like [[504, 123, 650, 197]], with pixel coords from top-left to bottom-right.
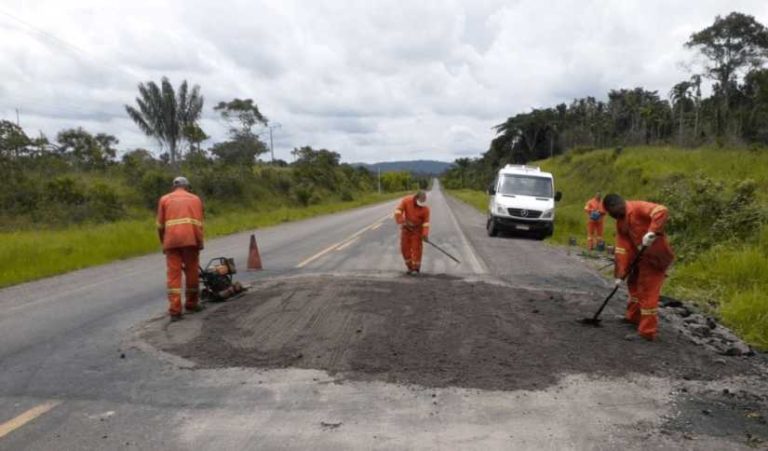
[[0, 8, 95, 64], [0, 7, 143, 80]]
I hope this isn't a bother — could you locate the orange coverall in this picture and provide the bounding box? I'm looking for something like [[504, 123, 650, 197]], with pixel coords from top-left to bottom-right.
[[156, 188, 204, 316], [584, 198, 605, 250], [394, 195, 430, 271], [613, 201, 675, 340]]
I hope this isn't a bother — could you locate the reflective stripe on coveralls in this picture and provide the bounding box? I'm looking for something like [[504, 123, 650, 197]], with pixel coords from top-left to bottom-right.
[[612, 200, 675, 340], [157, 188, 204, 315], [165, 247, 200, 316], [394, 195, 430, 271]]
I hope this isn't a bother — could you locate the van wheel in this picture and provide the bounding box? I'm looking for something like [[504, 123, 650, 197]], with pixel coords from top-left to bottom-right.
[[486, 217, 499, 237]]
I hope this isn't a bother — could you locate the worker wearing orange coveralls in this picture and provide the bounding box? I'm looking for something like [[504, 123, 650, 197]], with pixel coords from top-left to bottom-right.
[[603, 194, 675, 341], [584, 192, 605, 250], [394, 190, 430, 275], [156, 176, 205, 321]]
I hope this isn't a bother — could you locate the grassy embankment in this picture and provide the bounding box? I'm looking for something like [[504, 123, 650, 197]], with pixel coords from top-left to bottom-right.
[[449, 146, 768, 349], [0, 192, 402, 288]]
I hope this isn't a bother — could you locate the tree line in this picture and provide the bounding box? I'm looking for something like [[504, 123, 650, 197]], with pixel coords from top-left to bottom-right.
[[444, 11, 768, 190], [1, 81, 420, 229]]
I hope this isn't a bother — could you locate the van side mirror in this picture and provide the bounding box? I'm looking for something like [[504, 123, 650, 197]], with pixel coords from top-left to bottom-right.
[[555, 191, 562, 202], [488, 183, 496, 195]]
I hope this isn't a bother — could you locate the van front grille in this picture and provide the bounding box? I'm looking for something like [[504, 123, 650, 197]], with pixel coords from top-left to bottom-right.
[[507, 208, 542, 219]]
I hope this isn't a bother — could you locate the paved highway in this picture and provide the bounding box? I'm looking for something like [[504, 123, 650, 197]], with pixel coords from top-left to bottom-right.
[[1, 181, 763, 450], [0, 181, 497, 449]]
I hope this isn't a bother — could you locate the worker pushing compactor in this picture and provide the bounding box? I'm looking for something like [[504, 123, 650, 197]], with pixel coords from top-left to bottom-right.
[[156, 176, 205, 321], [603, 194, 675, 341], [394, 190, 430, 275]]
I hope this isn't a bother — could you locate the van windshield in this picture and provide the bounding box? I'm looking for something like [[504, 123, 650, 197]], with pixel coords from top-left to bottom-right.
[[499, 175, 553, 198]]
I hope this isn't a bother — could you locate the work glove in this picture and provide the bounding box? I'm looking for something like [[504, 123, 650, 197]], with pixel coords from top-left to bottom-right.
[[421, 235, 428, 242], [641, 232, 657, 247]]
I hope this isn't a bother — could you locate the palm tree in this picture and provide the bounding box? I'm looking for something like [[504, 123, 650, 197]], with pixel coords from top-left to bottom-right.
[[670, 81, 693, 146], [125, 77, 203, 166], [690, 75, 703, 140]]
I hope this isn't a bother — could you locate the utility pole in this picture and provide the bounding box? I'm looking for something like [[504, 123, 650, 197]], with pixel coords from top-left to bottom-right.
[[377, 167, 381, 194], [268, 123, 281, 163], [15, 108, 20, 126]]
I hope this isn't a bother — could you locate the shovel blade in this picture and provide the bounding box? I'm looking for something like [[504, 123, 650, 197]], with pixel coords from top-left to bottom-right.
[[577, 317, 603, 327]]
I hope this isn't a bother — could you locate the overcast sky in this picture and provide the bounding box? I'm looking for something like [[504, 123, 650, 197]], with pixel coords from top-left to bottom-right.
[[2, 1, 767, 163]]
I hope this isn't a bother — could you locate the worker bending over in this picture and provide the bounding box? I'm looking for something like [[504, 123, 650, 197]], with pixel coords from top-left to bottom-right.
[[394, 190, 430, 275], [584, 192, 605, 250], [157, 176, 205, 321], [603, 194, 674, 341]]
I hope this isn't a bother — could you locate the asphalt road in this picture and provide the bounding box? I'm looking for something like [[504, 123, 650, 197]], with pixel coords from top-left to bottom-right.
[[0, 180, 764, 450]]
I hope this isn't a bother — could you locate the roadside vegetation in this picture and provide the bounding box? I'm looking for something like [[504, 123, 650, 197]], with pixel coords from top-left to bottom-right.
[[448, 146, 768, 350], [442, 12, 768, 349], [1, 80, 424, 287]]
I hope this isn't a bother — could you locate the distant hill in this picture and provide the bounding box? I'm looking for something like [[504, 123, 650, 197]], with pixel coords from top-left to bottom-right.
[[353, 160, 454, 175]]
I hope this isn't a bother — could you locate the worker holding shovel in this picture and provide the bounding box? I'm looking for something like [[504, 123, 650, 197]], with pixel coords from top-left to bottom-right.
[[603, 194, 675, 341], [394, 190, 430, 275]]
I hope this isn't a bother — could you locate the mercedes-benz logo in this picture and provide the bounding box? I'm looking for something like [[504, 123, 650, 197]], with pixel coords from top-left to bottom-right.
[[519, 209, 529, 217]]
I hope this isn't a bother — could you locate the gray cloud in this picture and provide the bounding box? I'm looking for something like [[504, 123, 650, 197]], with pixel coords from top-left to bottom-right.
[[1, 0, 767, 163]]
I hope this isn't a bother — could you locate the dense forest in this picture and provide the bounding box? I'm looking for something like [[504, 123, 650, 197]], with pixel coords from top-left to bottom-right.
[[1, 81, 423, 231], [443, 12, 768, 189]]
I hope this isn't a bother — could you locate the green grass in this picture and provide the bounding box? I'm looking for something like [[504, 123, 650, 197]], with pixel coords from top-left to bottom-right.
[[448, 145, 768, 349], [539, 146, 768, 246], [449, 189, 488, 213], [0, 192, 403, 288]]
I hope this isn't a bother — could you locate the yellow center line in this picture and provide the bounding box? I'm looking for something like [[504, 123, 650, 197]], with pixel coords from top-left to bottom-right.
[[0, 401, 61, 439], [335, 236, 360, 251], [296, 213, 390, 268]]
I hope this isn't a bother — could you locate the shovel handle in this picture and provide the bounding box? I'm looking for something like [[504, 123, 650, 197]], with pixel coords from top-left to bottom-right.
[[424, 237, 461, 264], [589, 245, 648, 322]]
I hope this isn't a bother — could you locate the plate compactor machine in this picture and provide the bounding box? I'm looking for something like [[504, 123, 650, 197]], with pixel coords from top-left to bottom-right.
[[199, 257, 246, 303]]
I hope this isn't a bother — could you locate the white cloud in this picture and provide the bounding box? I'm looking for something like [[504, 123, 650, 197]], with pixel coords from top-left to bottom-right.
[[1, 0, 767, 162]]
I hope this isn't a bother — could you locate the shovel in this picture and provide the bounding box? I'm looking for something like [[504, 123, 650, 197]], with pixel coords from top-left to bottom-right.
[[578, 246, 646, 327]]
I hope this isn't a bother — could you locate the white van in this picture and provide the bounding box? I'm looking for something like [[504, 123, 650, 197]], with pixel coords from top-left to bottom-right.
[[486, 164, 562, 239]]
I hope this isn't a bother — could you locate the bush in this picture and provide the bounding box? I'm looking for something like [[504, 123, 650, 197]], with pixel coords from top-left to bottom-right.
[[292, 184, 313, 206], [87, 182, 125, 221], [659, 175, 764, 261], [139, 170, 172, 209], [194, 167, 246, 201], [46, 176, 87, 205], [0, 171, 40, 216]]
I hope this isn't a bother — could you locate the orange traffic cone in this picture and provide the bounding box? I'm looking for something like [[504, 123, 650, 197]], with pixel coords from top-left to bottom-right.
[[247, 234, 263, 271]]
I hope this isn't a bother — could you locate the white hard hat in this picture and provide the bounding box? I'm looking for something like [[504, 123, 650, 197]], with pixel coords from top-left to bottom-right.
[[173, 176, 190, 187]]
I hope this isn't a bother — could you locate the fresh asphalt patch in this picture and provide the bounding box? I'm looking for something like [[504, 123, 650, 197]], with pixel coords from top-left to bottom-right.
[[141, 275, 762, 392], [136, 270, 768, 447]]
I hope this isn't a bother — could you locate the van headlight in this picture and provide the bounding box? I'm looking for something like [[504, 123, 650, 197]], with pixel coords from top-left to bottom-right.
[[541, 209, 554, 219], [496, 205, 506, 215]]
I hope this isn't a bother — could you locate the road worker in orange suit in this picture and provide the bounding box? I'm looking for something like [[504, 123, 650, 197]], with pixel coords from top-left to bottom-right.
[[394, 190, 430, 275], [603, 194, 675, 341], [584, 192, 605, 250], [156, 176, 205, 321]]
